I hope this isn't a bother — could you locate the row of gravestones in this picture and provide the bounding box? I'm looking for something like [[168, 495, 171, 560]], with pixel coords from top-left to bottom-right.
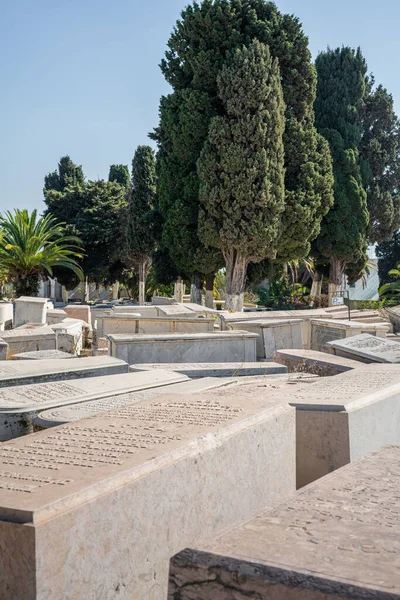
[[0, 359, 400, 597]]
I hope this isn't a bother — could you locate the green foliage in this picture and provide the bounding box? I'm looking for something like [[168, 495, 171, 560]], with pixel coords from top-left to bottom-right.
[[128, 146, 157, 262], [44, 158, 128, 287], [44, 156, 84, 194], [360, 84, 400, 243], [154, 0, 333, 281], [108, 164, 130, 188], [256, 274, 292, 308], [0, 210, 83, 296], [197, 40, 285, 266], [313, 47, 369, 272], [377, 230, 400, 286], [379, 264, 400, 297]]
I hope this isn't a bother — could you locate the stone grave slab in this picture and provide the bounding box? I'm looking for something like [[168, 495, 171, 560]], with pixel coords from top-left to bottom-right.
[[310, 318, 390, 352], [14, 296, 48, 328], [108, 331, 258, 364], [326, 333, 400, 363], [36, 377, 238, 426], [0, 339, 8, 361], [0, 302, 13, 329], [156, 304, 198, 317], [233, 319, 304, 359], [0, 369, 187, 441], [130, 362, 287, 378], [287, 364, 400, 487], [46, 309, 68, 325], [169, 446, 400, 600], [64, 304, 92, 327], [112, 305, 158, 317], [0, 356, 128, 389], [274, 348, 363, 375], [12, 349, 74, 360], [0, 327, 56, 357], [151, 296, 177, 305], [0, 390, 295, 599], [96, 315, 215, 339]]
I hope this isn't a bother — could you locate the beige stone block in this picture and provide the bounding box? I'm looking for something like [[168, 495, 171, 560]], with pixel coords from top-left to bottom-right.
[[168, 447, 400, 599], [0, 391, 295, 599]]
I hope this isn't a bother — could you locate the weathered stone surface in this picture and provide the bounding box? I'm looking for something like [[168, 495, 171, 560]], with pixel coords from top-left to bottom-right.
[[46, 309, 68, 325], [96, 315, 215, 338], [156, 304, 198, 317], [0, 340, 8, 361], [233, 319, 303, 359], [36, 378, 238, 426], [0, 390, 295, 599], [274, 349, 363, 375], [326, 333, 400, 364], [151, 296, 177, 305], [0, 327, 56, 357], [14, 296, 48, 328], [0, 369, 187, 441], [12, 349, 74, 360], [288, 364, 400, 487], [0, 356, 128, 388], [310, 319, 390, 352], [169, 446, 400, 600], [113, 305, 158, 317], [64, 304, 91, 327], [130, 362, 287, 378], [0, 302, 13, 329], [108, 331, 258, 364]]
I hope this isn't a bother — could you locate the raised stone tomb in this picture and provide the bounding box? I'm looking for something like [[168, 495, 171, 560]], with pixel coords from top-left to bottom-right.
[[0, 327, 56, 357], [12, 349, 74, 360], [130, 362, 287, 378], [36, 377, 238, 426], [0, 391, 295, 599], [310, 318, 390, 352], [0, 369, 187, 441], [326, 333, 400, 363], [96, 315, 215, 339], [0, 356, 128, 388], [232, 319, 303, 359], [274, 348, 363, 375], [14, 296, 48, 328], [288, 364, 400, 487], [169, 446, 400, 599], [108, 331, 258, 364]]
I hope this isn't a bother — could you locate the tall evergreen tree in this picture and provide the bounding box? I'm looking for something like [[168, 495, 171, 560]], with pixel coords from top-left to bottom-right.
[[377, 231, 400, 286], [313, 47, 369, 303], [360, 84, 400, 243], [197, 41, 285, 310], [153, 0, 333, 307], [108, 164, 130, 188], [44, 156, 84, 194], [128, 146, 157, 304]]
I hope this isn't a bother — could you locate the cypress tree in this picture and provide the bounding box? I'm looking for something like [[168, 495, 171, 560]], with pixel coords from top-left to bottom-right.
[[197, 41, 285, 310], [129, 146, 157, 304], [313, 47, 369, 303], [360, 84, 400, 243], [154, 0, 333, 308], [108, 164, 130, 188]]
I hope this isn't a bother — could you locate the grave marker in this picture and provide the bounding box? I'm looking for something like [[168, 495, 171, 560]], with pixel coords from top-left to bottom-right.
[[130, 362, 287, 378], [326, 333, 400, 363], [169, 446, 400, 600], [0, 390, 295, 599]]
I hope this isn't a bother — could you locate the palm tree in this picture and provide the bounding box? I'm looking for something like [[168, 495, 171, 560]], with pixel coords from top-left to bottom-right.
[[379, 264, 400, 297], [0, 209, 83, 297]]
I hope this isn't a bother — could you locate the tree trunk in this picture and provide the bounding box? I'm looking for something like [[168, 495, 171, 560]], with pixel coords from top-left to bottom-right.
[[83, 276, 89, 303], [138, 262, 146, 305], [310, 272, 323, 305], [190, 274, 203, 305], [174, 278, 184, 302], [112, 281, 119, 301], [225, 251, 248, 312], [328, 258, 344, 307], [205, 273, 215, 309]]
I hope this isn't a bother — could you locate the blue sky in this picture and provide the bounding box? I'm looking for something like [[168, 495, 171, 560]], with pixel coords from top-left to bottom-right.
[[1, 0, 399, 213]]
